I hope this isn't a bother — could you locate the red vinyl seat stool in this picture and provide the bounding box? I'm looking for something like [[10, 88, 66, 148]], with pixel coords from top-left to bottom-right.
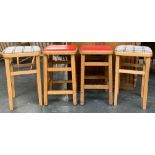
[[43, 45, 78, 105], [79, 45, 113, 105]]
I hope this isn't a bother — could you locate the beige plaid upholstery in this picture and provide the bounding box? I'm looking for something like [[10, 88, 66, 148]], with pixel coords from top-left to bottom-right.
[[115, 45, 152, 54], [3, 46, 41, 54]]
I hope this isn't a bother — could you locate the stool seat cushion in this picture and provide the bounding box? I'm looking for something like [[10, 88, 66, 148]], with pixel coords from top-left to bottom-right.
[[115, 45, 152, 56], [2, 46, 41, 58], [80, 45, 113, 55], [80, 45, 113, 51], [3, 46, 41, 54], [44, 45, 77, 51], [43, 45, 77, 55]]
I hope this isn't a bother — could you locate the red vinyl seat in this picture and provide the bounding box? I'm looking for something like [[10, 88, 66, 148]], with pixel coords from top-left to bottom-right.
[[43, 45, 77, 55], [80, 45, 113, 54]]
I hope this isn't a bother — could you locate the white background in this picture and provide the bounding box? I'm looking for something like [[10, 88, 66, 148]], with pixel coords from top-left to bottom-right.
[[0, 0, 155, 41], [0, 0, 155, 155]]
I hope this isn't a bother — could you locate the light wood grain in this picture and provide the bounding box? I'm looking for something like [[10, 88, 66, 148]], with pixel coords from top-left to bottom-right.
[[80, 55, 85, 105], [71, 55, 77, 105], [43, 55, 48, 106], [142, 58, 151, 110], [36, 56, 42, 106], [108, 55, 113, 105], [114, 56, 120, 106], [5, 58, 14, 111]]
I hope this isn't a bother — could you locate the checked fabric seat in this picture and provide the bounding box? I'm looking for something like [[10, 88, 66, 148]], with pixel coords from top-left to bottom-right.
[[114, 45, 152, 110]]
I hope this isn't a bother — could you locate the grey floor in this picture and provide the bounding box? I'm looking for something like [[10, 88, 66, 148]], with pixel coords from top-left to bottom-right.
[[0, 60, 155, 113]]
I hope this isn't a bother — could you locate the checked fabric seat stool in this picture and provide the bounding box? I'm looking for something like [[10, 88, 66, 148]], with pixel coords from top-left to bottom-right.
[[79, 45, 113, 105], [2, 46, 42, 111], [43, 45, 78, 105], [114, 45, 153, 110]]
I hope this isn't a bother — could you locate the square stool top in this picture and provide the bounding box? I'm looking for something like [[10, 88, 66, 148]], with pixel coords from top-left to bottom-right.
[[2, 46, 41, 58], [115, 45, 152, 57], [43, 45, 77, 55], [79, 45, 113, 54]]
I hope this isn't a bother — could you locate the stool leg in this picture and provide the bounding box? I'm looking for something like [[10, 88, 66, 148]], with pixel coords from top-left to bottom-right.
[[108, 55, 113, 105], [65, 56, 69, 102], [141, 58, 145, 98], [71, 55, 77, 105], [36, 56, 42, 106], [134, 57, 139, 88], [114, 56, 120, 106], [43, 55, 48, 106], [80, 55, 85, 105], [30, 56, 35, 69], [48, 56, 53, 90], [118, 69, 120, 96], [142, 57, 151, 110], [10, 59, 15, 98], [5, 58, 14, 111], [17, 57, 19, 66]]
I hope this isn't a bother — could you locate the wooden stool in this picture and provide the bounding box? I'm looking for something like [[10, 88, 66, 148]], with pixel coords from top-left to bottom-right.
[[79, 45, 113, 105], [2, 46, 42, 111], [114, 45, 153, 110], [43, 45, 77, 105]]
